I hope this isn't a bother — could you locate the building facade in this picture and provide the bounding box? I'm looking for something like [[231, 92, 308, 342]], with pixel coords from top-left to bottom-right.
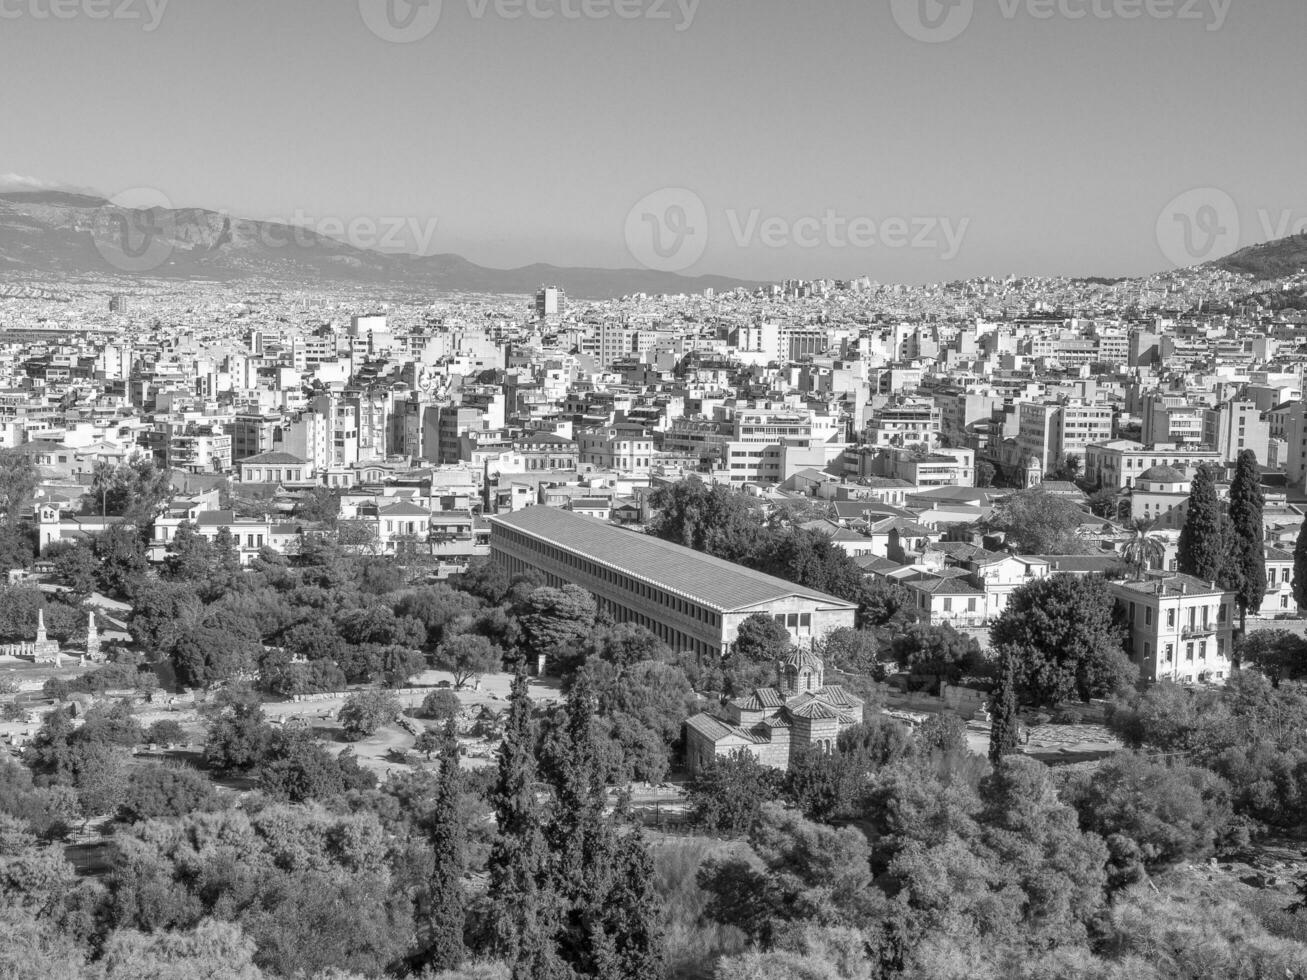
[[489, 506, 857, 659]]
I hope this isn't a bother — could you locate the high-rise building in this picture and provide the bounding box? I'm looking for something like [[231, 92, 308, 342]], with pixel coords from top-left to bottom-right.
[[535, 285, 566, 319]]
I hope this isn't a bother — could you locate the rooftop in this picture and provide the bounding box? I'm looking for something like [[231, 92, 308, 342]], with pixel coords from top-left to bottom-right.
[[490, 506, 857, 614]]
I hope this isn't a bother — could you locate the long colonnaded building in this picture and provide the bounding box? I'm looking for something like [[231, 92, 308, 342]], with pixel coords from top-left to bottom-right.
[[488, 506, 857, 658]]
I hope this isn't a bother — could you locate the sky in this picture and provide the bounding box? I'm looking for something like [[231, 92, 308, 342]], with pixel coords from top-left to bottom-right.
[[1, 0, 1305, 283]]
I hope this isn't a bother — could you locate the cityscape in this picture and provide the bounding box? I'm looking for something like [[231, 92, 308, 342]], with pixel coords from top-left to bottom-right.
[[3, 2, 1307, 980]]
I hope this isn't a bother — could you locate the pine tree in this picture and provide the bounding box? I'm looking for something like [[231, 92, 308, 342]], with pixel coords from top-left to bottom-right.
[[423, 719, 467, 972], [1293, 518, 1307, 613], [1177, 464, 1224, 583], [1223, 449, 1267, 645], [487, 672, 564, 980], [989, 649, 1021, 765]]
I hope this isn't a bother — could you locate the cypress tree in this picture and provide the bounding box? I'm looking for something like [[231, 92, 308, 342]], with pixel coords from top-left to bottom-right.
[[487, 672, 564, 980], [1177, 464, 1223, 583], [423, 719, 467, 972], [989, 649, 1021, 766], [545, 670, 618, 977], [594, 828, 665, 980], [1293, 517, 1307, 613], [1223, 449, 1267, 645]]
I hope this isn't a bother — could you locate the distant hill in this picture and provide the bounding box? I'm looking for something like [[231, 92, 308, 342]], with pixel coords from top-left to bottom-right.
[[0, 191, 758, 300], [1211, 234, 1307, 279]]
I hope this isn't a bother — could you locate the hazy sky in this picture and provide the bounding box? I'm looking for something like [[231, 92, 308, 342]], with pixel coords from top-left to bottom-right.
[[2, 0, 1304, 282]]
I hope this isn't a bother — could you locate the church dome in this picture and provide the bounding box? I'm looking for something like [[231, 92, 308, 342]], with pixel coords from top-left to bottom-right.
[[1137, 465, 1186, 483]]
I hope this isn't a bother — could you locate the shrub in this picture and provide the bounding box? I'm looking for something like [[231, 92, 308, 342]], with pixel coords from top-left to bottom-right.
[[420, 688, 461, 722], [1052, 708, 1085, 725], [146, 719, 187, 747]]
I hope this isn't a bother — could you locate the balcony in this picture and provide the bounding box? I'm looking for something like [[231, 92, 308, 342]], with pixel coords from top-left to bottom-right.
[[1181, 624, 1217, 639]]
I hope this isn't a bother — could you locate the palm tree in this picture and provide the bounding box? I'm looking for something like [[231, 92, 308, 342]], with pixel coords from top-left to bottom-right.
[[1121, 519, 1166, 579]]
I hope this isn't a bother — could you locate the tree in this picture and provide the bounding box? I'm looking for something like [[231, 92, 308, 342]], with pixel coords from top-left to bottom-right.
[[1120, 519, 1166, 579], [541, 672, 622, 977], [518, 585, 596, 670], [686, 751, 782, 835], [856, 578, 918, 630], [1237, 629, 1307, 687], [990, 575, 1136, 706], [163, 522, 215, 582], [1063, 753, 1232, 880], [988, 487, 1090, 554], [989, 648, 1021, 765], [92, 525, 150, 597], [87, 456, 173, 526], [815, 627, 881, 675], [1223, 449, 1267, 640], [976, 460, 997, 488], [733, 613, 793, 663], [1178, 464, 1224, 583], [1294, 516, 1307, 612], [435, 634, 503, 689], [421, 688, 462, 722], [338, 690, 402, 740], [648, 478, 763, 563], [572, 658, 699, 785], [119, 765, 218, 823], [45, 541, 98, 596], [759, 530, 865, 602], [203, 698, 273, 775], [890, 624, 985, 688], [257, 730, 376, 803], [145, 720, 186, 747], [1086, 488, 1119, 519], [0, 449, 38, 525], [486, 673, 563, 980], [582, 622, 670, 669], [423, 720, 467, 972], [414, 728, 444, 760], [784, 748, 858, 822]]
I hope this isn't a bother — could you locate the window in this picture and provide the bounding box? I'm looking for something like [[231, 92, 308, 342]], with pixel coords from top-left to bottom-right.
[[787, 614, 799, 629], [1167, 608, 1175, 628], [1163, 643, 1173, 662], [1145, 607, 1153, 626], [1144, 642, 1152, 659], [799, 613, 811, 629], [943, 598, 953, 612], [1186, 642, 1194, 660]]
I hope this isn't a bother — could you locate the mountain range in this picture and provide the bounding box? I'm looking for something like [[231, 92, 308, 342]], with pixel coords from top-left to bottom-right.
[[0, 191, 758, 300], [0, 189, 1304, 298]]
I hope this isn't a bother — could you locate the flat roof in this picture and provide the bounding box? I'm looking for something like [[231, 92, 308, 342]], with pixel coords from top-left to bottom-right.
[[490, 506, 857, 614]]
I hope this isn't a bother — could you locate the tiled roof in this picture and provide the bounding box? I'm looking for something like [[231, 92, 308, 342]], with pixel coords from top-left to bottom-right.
[[491, 506, 857, 614], [684, 713, 766, 743], [377, 502, 431, 517], [788, 700, 841, 721], [239, 451, 308, 465], [907, 576, 984, 596], [1116, 573, 1226, 597]]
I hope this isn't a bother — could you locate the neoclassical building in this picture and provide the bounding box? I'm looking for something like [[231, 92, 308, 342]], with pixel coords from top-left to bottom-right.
[[683, 651, 865, 775]]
